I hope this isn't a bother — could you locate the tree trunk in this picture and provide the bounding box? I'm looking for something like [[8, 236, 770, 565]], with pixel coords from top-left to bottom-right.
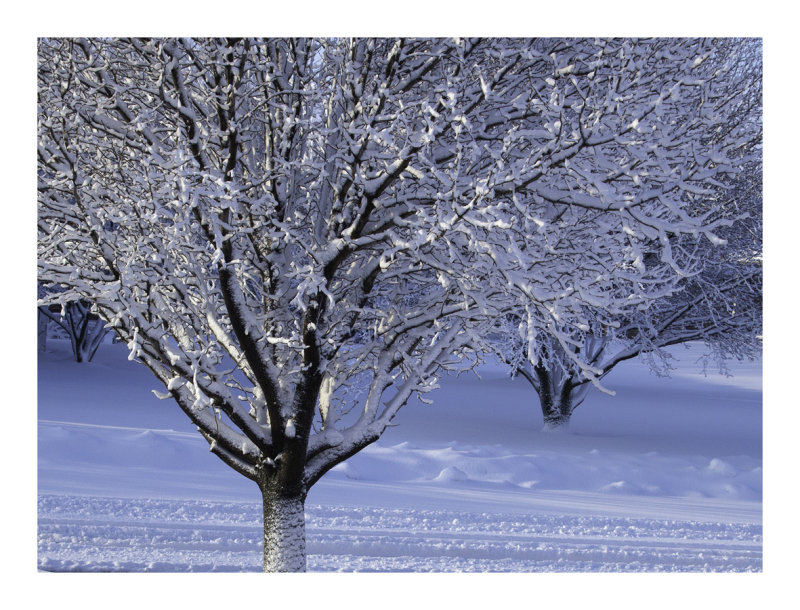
[[541, 405, 572, 431], [260, 483, 308, 572], [38, 310, 48, 352], [534, 364, 575, 431], [540, 388, 574, 430]]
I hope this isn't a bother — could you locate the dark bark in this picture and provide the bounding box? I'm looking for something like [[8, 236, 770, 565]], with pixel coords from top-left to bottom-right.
[[534, 363, 577, 430], [258, 335, 323, 572]]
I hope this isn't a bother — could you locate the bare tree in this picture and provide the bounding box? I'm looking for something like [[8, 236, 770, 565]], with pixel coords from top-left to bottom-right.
[[38, 38, 748, 571]]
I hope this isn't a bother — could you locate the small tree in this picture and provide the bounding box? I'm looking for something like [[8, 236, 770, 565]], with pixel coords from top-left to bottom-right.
[[37, 293, 109, 362], [38, 37, 748, 571]]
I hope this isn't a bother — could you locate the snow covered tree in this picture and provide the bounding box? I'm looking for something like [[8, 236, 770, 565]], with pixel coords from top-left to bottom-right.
[[492, 38, 763, 430], [496, 247, 762, 430], [37, 292, 109, 362], [38, 37, 748, 571]]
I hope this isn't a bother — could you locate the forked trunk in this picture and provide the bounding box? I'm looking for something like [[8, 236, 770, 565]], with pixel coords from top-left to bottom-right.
[[261, 485, 307, 572], [258, 347, 319, 573], [534, 364, 576, 431], [540, 386, 573, 430], [542, 408, 572, 431]]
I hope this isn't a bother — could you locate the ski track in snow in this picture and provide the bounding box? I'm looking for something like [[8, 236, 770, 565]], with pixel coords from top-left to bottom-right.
[[38, 495, 761, 572]]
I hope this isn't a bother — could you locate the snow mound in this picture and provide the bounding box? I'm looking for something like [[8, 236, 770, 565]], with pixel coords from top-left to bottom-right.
[[707, 458, 737, 477], [435, 466, 469, 482]]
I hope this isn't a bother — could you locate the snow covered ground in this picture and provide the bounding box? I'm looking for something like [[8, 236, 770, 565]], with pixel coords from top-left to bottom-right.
[[36, 336, 765, 577]]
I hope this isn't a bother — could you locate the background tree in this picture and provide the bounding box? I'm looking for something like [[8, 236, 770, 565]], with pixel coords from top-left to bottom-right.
[[495, 249, 762, 430], [492, 38, 763, 430], [38, 37, 748, 571], [37, 286, 110, 363]]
